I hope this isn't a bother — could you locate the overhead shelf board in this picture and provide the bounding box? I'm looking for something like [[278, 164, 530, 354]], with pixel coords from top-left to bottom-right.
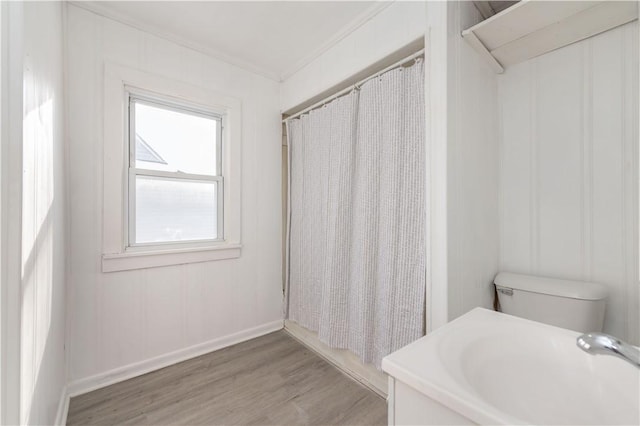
[[462, 0, 639, 74], [473, 1, 520, 20]]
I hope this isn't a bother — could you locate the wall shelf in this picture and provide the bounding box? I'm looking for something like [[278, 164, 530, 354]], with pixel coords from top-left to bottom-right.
[[462, 0, 638, 74]]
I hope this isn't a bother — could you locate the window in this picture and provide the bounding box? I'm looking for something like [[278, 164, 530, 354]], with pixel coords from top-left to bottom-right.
[[127, 92, 224, 247], [102, 64, 241, 272]]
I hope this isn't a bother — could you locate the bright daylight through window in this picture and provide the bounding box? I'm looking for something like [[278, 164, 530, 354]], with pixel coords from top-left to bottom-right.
[[128, 94, 223, 246]]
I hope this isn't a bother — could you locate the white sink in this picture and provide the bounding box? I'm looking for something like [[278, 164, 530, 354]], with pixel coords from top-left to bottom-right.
[[382, 308, 640, 425]]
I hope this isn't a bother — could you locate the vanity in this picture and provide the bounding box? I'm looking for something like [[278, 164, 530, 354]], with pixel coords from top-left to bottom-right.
[[382, 308, 640, 425]]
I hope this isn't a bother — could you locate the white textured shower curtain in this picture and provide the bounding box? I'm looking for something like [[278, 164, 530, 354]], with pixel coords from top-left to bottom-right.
[[286, 59, 425, 368]]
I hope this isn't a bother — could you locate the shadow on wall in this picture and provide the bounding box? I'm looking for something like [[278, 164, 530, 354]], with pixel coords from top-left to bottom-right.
[[21, 91, 65, 424]]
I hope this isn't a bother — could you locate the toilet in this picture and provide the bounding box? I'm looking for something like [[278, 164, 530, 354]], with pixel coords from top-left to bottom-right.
[[494, 272, 608, 333]]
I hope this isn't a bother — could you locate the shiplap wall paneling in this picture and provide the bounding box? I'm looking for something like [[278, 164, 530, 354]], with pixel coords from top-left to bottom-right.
[[21, 2, 67, 424], [65, 4, 283, 386], [499, 21, 639, 344], [446, 1, 500, 321]]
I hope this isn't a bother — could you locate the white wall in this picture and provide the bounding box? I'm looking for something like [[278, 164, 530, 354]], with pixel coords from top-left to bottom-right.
[[280, 1, 426, 113], [0, 2, 25, 424], [65, 4, 283, 386], [20, 2, 67, 424], [426, 1, 500, 327], [446, 2, 500, 321], [499, 21, 639, 344]]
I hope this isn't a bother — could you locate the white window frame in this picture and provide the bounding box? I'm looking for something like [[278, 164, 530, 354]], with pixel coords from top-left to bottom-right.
[[126, 90, 224, 249], [102, 63, 242, 272]]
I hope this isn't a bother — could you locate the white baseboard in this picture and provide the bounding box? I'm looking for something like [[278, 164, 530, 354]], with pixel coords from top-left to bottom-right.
[[54, 385, 70, 426], [284, 320, 388, 398], [66, 320, 284, 401]]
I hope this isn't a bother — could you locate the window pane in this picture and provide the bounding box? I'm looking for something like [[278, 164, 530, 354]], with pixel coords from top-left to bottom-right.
[[135, 176, 218, 244], [134, 101, 218, 175]]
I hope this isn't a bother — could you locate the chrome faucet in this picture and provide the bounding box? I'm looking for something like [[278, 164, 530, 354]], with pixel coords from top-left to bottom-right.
[[577, 333, 640, 368]]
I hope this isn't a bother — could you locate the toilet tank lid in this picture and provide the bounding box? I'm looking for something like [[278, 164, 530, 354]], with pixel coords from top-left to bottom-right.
[[494, 272, 608, 300]]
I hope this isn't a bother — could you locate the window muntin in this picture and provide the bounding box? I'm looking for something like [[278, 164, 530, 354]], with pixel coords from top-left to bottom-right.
[[128, 93, 223, 247]]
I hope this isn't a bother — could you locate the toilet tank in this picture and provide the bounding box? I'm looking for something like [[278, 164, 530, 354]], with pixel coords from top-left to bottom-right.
[[494, 272, 608, 333]]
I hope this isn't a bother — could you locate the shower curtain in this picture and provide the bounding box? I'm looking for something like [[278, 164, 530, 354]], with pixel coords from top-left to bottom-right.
[[286, 59, 425, 368]]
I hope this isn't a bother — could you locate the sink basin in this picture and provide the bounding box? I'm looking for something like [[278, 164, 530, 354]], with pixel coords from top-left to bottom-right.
[[382, 308, 640, 425]]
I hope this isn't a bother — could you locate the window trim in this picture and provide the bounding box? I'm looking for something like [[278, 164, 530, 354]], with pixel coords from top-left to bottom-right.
[[102, 63, 242, 272], [126, 90, 225, 249]]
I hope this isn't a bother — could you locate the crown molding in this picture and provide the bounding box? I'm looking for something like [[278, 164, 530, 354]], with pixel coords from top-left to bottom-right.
[[68, 1, 282, 81], [68, 1, 394, 83], [279, 1, 394, 81]]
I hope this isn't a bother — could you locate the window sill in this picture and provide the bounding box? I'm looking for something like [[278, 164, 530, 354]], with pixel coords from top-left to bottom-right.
[[102, 243, 242, 272]]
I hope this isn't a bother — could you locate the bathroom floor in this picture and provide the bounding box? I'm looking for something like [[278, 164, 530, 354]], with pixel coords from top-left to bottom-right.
[[67, 331, 387, 425]]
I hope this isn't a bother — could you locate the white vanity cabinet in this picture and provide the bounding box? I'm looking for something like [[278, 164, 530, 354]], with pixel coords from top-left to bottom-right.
[[386, 376, 472, 425]]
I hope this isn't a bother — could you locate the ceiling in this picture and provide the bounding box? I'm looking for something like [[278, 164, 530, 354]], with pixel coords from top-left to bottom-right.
[[74, 1, 389, 81]]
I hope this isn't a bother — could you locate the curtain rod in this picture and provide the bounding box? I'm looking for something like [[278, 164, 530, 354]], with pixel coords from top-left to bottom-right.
[[282, 48, 425, 123]]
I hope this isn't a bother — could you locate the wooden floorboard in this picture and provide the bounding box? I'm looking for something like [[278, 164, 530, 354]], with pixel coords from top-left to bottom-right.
[[67, 331, 387, 425]]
